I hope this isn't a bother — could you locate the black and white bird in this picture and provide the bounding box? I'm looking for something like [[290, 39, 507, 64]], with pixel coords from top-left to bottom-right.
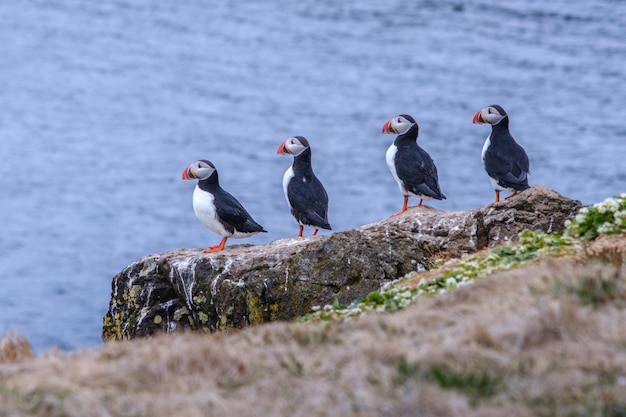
[[472, 104, 530, 203], [182, 159, 266, 253], [382, 114, 446, 216], [277, 136, 331, 237]]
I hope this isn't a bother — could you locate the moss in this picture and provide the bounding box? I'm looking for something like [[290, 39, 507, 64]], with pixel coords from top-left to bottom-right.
[[102, 309, 129, 341], [219, 305, 236, 328], [246, 288, 266, 325], [197, 311, 209, 325], [172, 306, 190, 322]]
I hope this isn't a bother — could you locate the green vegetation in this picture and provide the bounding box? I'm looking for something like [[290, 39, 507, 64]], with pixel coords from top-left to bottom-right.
[[575, 275, 625, 307], [424, 366, 500, 399], [392, 357, 500, 400], [301, 194, 626, 323], [566, 194, 626, 240]]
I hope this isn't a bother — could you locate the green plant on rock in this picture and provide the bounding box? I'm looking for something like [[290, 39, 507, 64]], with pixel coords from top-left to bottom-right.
[[300, 194, 625, 324], [300, 230, 577, 322], [566, 194, 626, 240], [416, 229, 576, 296]]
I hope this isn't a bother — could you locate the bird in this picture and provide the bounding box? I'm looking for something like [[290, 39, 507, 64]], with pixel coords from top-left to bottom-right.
[[472, 104, 530, 203], [182, 159, 266, 253], [277, 136, 331, 237], [381, 114, 446, 216]]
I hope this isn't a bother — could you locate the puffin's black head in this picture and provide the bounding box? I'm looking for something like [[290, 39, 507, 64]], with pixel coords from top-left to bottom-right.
[[472, 104, 508, 125], [182, 159, 217, 181], [277, 136, 311, 157], [382, 114, 418, 136]]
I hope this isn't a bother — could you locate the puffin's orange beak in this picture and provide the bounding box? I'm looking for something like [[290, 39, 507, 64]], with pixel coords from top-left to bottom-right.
[[182, 165, 195, 180], [277, 140, 289, 155], [382, 119, 396, 134], [472, 110, 486, 124]]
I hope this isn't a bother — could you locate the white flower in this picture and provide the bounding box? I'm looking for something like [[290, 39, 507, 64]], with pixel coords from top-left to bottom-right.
[[574, 213, 587, 223], [597, 223, 613, 234], [604, 198, 620, 212]]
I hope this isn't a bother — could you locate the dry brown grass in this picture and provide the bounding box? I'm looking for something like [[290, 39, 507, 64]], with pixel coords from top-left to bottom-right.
[[1, 243, 625, 416], [0, 333, 33, 364]]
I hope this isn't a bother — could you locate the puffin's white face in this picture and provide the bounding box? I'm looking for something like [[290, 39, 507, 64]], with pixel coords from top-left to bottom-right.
[[278, 136, 309, 157], [473, 106, 506, 125], [183, 160, 216, 180], [382, 115, 415, 135]]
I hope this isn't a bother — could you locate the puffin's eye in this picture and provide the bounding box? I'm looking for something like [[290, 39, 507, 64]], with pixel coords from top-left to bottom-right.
[[397, 118, 401, 123]]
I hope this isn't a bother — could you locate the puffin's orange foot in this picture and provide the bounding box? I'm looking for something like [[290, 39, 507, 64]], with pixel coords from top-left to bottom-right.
[[204, 237, 227, 253], [391, 196, 409, 217], [204, 246, 223, 253], [504, 191, 519, 200], [390, 208, 406, 218]]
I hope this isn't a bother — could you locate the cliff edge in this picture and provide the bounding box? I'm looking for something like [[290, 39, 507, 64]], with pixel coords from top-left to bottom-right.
[[102, 185, 581, 341]]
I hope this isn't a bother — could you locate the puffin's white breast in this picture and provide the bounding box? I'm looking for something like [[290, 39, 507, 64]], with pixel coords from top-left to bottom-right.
[[481, 134, 508, 192], [192, 186, 231, 237], [386, 144, 407, 195], [282, 166, 295, 209], [481, 134, 491, 165]]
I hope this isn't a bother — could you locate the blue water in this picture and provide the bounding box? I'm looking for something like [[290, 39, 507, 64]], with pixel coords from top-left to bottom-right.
[[1, 1, 625, 353]]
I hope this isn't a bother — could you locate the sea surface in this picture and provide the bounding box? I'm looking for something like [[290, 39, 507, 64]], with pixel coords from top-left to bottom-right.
[[1, 0, 625, 353]]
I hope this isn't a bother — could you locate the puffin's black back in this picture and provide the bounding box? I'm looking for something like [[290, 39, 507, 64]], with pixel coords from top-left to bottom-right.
[[287, 146, 331, 230], [484, 113, 530, 191], [198, 172, 266, 234], [393, 123, 446, 200]]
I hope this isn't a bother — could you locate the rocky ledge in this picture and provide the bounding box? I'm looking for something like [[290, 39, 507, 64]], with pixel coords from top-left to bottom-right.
[[102, 185, 581, 341]]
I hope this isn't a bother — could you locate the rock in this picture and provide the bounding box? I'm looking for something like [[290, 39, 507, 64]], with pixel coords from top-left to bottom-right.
[[102, 185, 581, 341]]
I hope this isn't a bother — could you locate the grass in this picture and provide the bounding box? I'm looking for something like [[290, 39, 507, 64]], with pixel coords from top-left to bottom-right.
[[1, 193, 625, 416], [3, 255, 624, 416], [0, 333, 33, 364], [393, 357, 500, 399]]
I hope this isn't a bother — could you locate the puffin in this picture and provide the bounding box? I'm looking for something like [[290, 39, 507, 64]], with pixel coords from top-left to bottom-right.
[[382, 114, 446, 216], [472, 104, 530, 203], [182, 159, 266, 253], [277, 136, 331, 237]]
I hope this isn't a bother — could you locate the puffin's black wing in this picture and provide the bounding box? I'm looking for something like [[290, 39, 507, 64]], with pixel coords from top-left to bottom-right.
[[395, 145, 446, 199], [287, 174, 331, 230], [484, 140, 530, 190], [213, 189, 266, 234]]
